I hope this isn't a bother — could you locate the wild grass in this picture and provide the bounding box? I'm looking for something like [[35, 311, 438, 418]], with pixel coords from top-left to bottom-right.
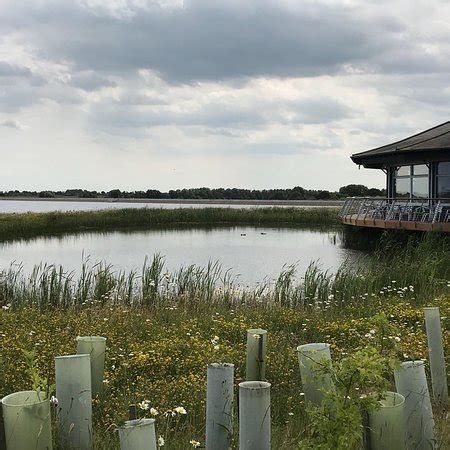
[[1, 232, 449, 311], [1, 297, 449, 449], [1, 232, 449, 448], [0, 207, 339, 241]]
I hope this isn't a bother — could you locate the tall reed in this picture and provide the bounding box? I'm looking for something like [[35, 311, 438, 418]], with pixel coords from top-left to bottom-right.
[[1, 233, 448, 311], [0, 207, 339, 241]]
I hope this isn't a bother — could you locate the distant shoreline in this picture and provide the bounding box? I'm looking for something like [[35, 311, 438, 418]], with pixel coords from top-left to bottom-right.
[[0, 197, 343, 207]]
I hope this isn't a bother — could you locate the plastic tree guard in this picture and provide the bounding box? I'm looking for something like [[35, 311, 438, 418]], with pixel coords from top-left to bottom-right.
[[368, 391, 406, 450], [55, 354, 93, 449], [206, 363, 234, 450], [297, 343, 333, 406], [394, 360, 435, 449], [239, 381, 271, 450], [1, 390, 53, 450], [118, 418, 157, 450], [76, 336, 107, 395], [245, 329, 267, 381]]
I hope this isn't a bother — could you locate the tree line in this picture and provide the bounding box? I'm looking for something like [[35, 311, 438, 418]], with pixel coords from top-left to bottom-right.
[[0, 185, 385, 200]]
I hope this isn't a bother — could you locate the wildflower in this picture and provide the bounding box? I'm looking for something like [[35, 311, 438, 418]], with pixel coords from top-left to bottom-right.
[[150, 407, 159, 416], [288, 412, 294, 416], [138, 400, 150, 410], [158, 436, 165, 446], [213, 345, 220, 351], [190, 440, 201, 447], [174, 406, 187, 415], [394, 336, 401, 342]]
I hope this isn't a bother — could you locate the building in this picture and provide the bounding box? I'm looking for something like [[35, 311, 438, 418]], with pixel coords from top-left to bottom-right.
[[340, 122, 450, 232]]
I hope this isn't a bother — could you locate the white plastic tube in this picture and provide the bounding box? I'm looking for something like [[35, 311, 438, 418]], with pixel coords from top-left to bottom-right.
[[1, 390, 53, 450], [297, 343, 333, 406], [239, 381, 271, 450], [55, 354, 93, 450], [206, 363, 234, 450], [76, 336, 107, 395], [245, 329, 267, 381], [118, 419, 157, 450], [424, 307, 448, 407], [368, 391, 406, 450], [394, 360, 435, 450]]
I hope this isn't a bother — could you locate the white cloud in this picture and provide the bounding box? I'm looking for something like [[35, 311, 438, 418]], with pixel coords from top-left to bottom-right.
[[0, 0, 449, 191]]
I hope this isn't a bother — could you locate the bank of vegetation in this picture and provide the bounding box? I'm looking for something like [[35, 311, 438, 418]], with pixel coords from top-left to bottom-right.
[[1, 233, 449, 448], [0, 207, 339, 241], [1, 232, 448, 311], [0, 183, 384, 200]]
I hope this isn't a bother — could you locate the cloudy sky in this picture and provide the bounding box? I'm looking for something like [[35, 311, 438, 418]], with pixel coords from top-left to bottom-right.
[[1, 0, 449, 192]]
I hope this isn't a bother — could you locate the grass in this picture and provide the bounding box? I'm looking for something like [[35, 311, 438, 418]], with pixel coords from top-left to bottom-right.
[[1, 297, 449, 449], [0, 207, 339, 241], [1, 232, 449, 448]]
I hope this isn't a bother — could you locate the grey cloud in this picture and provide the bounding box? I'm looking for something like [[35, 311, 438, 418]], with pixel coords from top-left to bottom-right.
[[0, 62, 33, 78], [70, 71, 117, 91], [88, 95, 352, 133], [1, 0, 426, 84]]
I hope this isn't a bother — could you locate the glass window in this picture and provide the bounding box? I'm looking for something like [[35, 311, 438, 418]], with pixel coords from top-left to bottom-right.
[[395, 178, 410, 198], [412, 164, 428, 176], [438, 176, 450, 198], [396, 166, 410, 176], [437, 161, 450, 176], [412, 177, 429, 198]]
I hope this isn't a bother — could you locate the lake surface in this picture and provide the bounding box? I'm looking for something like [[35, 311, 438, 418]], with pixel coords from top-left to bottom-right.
[[0, 226, 362, 286], [0, 199, 341, 214]]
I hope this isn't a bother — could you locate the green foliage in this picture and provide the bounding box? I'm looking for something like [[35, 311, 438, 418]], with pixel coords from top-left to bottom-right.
[[298, 347, 394, 450], [22, 349, 54, 399]]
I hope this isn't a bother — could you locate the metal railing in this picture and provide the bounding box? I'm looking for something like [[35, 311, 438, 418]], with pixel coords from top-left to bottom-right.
[[339, 197, 450, 223]]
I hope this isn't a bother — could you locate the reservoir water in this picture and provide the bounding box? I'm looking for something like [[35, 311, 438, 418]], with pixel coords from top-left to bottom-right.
[[0, 226, 362, 286]]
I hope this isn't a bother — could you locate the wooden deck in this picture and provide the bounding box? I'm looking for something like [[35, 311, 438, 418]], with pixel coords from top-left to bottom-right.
[[341, 214, 450, 232]]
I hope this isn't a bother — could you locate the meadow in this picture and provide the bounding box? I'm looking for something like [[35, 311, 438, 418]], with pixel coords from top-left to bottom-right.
[[0, 207, 339, 241], [0, 232, 449, 448]]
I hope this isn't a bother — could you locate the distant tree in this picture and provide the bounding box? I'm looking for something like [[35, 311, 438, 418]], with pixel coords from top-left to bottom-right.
[[107, 189, 122, 198], [367, 188, 384, 197], [38, 191, 55, 198], [339, 184, 370, 197]]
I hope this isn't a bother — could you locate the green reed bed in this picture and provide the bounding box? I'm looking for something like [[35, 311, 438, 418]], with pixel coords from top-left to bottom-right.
[[1, 233, 449, 311], [0, 207, 339, 241]]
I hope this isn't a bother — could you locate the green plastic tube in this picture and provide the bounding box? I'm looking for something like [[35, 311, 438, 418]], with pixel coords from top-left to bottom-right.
[[1, 390, 53, 450], [118, 419, 157, 450], [76, 336, 107, 395], [239, 381, 271, 450], [424, 307, 448, 407], [206, 363, 234, 450], [394, 360, 435, 449], [245, 329, 267, 381], [55, 354, 93, 450], [368, 391, 406, 450], [297, 343, 333, 406]]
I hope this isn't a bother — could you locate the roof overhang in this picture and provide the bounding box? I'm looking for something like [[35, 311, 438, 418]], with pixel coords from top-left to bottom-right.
[[351, 148, 450, 169], [351, 121, 450, 169]]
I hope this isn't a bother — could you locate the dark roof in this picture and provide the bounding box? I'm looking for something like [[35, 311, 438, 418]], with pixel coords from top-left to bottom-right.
[[352, 122, 450, 168]]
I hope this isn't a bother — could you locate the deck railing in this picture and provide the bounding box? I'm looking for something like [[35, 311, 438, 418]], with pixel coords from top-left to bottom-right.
[[339, 197, 450, 223]]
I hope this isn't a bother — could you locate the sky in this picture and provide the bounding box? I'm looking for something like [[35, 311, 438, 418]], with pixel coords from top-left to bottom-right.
[[1, 0, 449, 192]]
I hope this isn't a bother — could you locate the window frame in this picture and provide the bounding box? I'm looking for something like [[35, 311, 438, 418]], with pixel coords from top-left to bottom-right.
[[394, 164, 429, 199], [436, 161, 450, 199]]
